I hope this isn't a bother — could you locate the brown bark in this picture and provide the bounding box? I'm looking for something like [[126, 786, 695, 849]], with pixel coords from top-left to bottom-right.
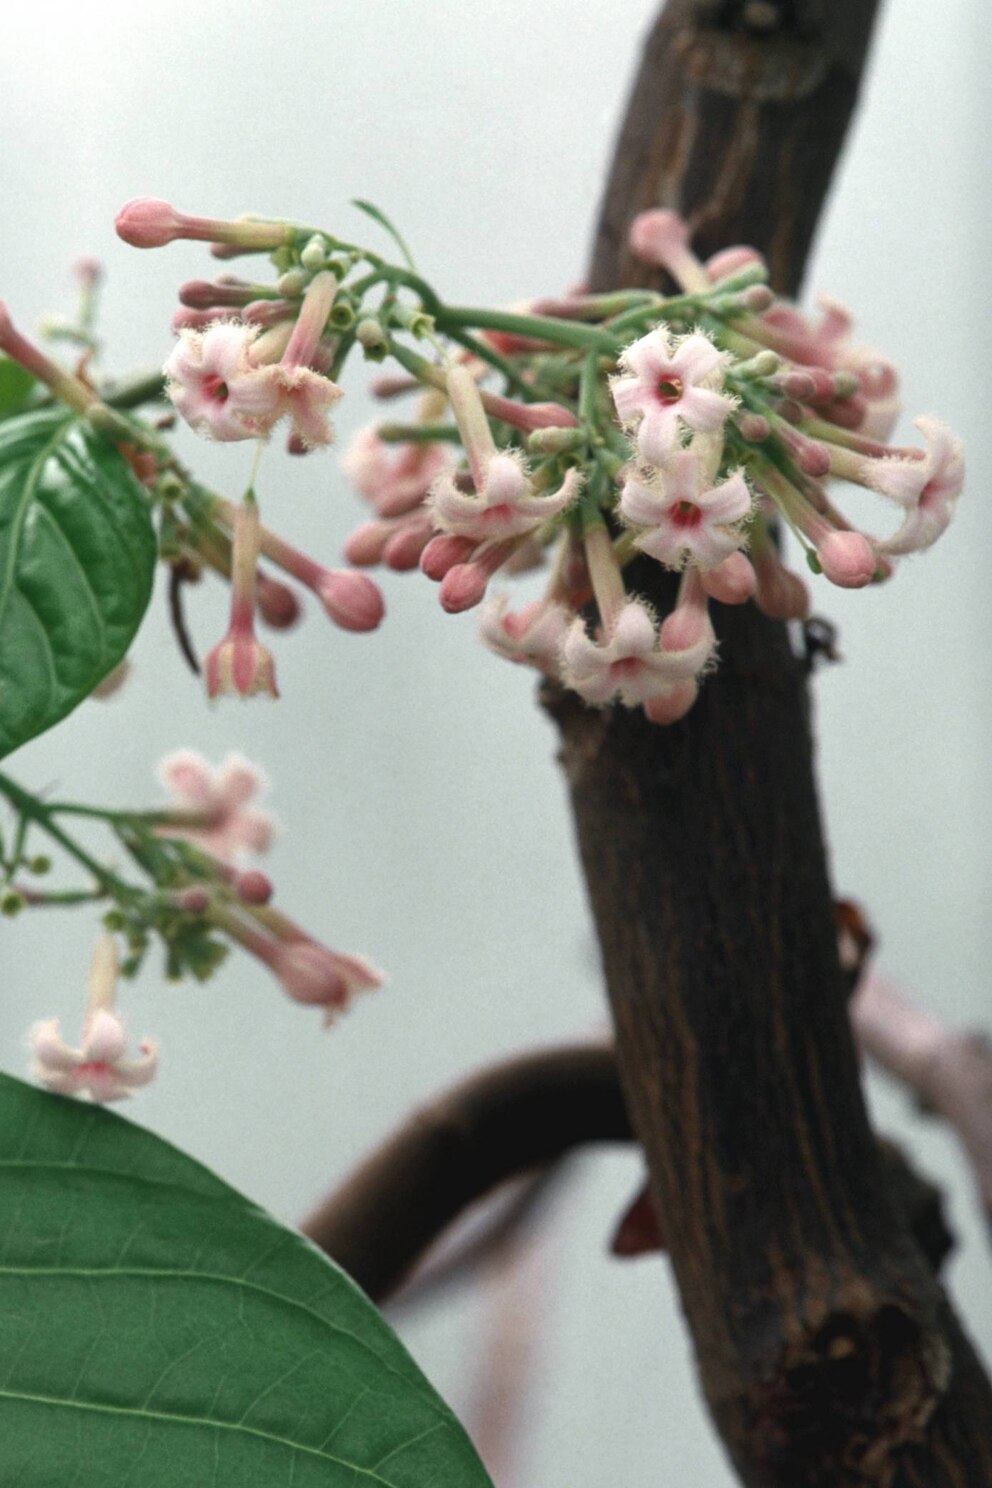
[[545, 1, 992, 1482]]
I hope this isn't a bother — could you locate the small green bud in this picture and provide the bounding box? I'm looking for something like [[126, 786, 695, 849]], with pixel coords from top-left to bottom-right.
[[805, 549, 823, 575], [328, 300, 356, 332], [356, 319, 389, 359], [102, 909, 126, 932], [0, 888, 25, 916], [27, 855, 52, 875], [277, 268, 310, 298], [527, 426, 585, 455], [300, 235, 328, 272]]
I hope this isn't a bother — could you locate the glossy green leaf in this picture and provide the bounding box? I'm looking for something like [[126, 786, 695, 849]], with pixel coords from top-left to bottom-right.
[[0, 1073, 493, 1487], [0, 356, 37, 416], [0, 409, 156, 759]]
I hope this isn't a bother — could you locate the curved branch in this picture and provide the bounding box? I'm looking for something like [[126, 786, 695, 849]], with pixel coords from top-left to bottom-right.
[[300, 1043, 629, 1302]]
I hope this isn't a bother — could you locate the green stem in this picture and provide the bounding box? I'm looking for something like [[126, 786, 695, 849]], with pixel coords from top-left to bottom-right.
[[0, 772, 133, 896], [442, 325, 533, 398], [440, 306, 620, 355], [104, 370, 168, 409]]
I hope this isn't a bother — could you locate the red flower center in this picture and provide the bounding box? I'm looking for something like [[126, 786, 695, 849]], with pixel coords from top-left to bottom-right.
[[671, 500, 701, 529], [203, 374, 230, 403], [656, 376, 683, 404]]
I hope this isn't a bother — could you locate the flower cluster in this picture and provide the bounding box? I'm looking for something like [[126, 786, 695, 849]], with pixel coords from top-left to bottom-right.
[[335, 209, 962, 725], [16, 750, 384, 1102], [103, 197, 962, 726]]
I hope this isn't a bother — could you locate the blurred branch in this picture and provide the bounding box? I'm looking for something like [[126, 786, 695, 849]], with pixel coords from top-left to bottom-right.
[[301, 1043, 629, 1302], [854, 974, 992, 1232]]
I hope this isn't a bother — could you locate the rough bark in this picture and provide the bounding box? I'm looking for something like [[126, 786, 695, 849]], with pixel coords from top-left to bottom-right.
[[545, 1, 992, 1482]]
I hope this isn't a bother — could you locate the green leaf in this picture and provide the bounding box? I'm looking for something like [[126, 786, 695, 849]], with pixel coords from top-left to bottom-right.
[[0, 357, 37, 417], [0, 409, 156, 759], [351, 200, 417, 271], [0, 1073, 494, 1487]]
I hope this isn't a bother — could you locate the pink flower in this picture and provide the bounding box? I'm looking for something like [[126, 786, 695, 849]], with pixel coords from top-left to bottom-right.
[[429, 450, 581, 542], [158, 750, 276, 862], [29, 936, 157, 1103], [265, 271, 343, 448], [562, 598, 710, 708], [205, 630, 279, 698], [31, 1012, 158, 1102], [479, 595, 570, 673], [164, 322, 283, 441], [863, 417, 963, 556], [203, 495, 279, 698], [611, 329, 734, 465], [620, 446, 751, 569], [271, 940, 383, 1026], [267, 362, 343, 448], [342, 425, 452, 518]]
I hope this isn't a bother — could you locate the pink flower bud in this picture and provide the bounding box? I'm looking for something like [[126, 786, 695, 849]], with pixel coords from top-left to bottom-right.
[[643, 681, 697, 726], [179, 279, 250, 309], [817, 531, 877, 589], [175, 886, 211, 914], [753, 549, 810, 620], [701, 552, 757, 605], [315, 570, 385, 631], [343, 521, 392, 567], [274, 942, 351, 1009], [73, 257, 103, 290], [115, 198, 289, 252], [115, 198, 188, 248], [741, 285, 774, 312], [440, 562, 489, 613], [236, 869, 273, 905], [628, 209, 690, 267], [704, 245, 764, 281], [420, 534, 477, 581], [256, 575, 302, 630], [382, 520, 432, 572], [171, 307, 223, 332], [737, 413, 772, 443]]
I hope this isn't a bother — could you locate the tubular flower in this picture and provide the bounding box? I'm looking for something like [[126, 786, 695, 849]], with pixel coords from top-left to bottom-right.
[[611, 329, 735, 466], [864, 418, 964, 556], [620, 443, 752, 570], [29, 936, 158, 1103], [562, 598, 711, 708], [157, 750, 276, 862], [164, 321, 283, 441], [479, 595, 571, 672], [429, 449, 581, 542]]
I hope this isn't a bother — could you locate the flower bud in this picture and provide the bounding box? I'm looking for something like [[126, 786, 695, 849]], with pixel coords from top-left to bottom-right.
[[315, 570, 385, 631], [817, 530, 877, 589]]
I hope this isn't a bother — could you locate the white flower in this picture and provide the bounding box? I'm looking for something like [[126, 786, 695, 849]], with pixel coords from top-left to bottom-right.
[[479, 595, 570, 673], [164, 321, 283, 442], [157, 750, 275, 862], [429, 450, 581, 542], [562, 598, 710, 708], [611, 329, 734, 465], [29, 935, 157, 1103], [864, 417, 964, 556], [620, 447, 751, 569]]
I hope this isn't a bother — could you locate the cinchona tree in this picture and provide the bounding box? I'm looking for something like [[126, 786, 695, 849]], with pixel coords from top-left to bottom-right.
[[546, 2, 992, 1483]]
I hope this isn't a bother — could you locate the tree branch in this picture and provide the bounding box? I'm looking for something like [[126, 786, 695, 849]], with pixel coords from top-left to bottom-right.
[[540, 1, 992, 1482], [301, 1031, 956, 1307], [300, 1043, 628, 1302], [854, 974, 992, 1230]]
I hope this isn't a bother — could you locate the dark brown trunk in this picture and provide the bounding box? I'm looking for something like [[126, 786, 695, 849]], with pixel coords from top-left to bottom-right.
[[547, 2, 992, 1481]]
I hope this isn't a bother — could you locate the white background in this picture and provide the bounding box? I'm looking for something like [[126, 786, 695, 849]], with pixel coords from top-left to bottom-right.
[[0, 2, 988, 1483]]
